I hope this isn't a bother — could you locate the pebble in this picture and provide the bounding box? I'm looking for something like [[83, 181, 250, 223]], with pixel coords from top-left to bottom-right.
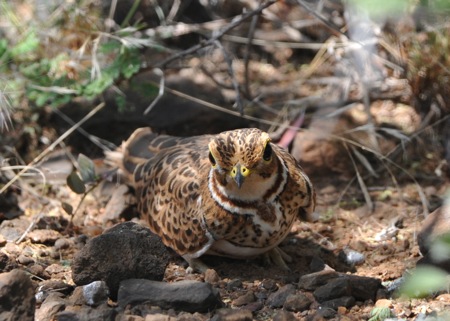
[[226, 279, 243, 290], [298, 269, 339, 291], [321, 296, 355, 310], [17, 254, 35, 265], [232, 291, 255, 306], [260, 279, 278, 291], [283, 292, 314, 312], [27, 229, 62, 244], [375, 299, 393, 308], [118, 279, 223, 313], [273, 310, 297, 321], [83, 280, 110, 306], [266, 284, 296, 308], [342, 248, 365, 266], [35, 292, 66, 321], [210, 308, 252, 321], [54, 238, 71, 250], [204, 269, 220, 284], [0, 269, 36, 321], [28, 263, 50, 280]]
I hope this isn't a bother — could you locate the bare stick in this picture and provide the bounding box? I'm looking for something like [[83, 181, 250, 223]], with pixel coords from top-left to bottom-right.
[[155, 0, 277, 68], [244, 14, 259, 98]]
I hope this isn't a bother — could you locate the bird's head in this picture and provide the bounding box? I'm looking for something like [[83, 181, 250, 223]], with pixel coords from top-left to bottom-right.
[[208, 128, 281, 201]]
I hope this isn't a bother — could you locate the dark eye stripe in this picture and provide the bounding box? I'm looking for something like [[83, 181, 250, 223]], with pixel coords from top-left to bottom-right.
[[209, 151, 216, 165], [263, 143, 272, 161]]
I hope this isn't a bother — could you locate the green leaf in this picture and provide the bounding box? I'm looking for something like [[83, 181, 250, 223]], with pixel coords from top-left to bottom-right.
[[430, 232, 450, 262], [66, 171, 86, 194], [11, 30, 40, 59], [77, 154, 96, 184], [400, 265, 448, 298], [82, 74, 114, 99], [61, 202, 73, 215]]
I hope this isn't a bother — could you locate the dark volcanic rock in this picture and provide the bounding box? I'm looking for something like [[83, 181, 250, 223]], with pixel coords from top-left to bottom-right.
[[55, 304, 117, 321], [283, 292, 314, 312], [0, 269, 36, 321], [298, 269, 339, 291], [313, 274, 382, 303], [313, 277, 352, 302], [346, 274, 382, 301], [117, 279, 223, 313], [71, 222, 171, 299], [266, 284, 296, 308], [0, 251, 17, 272], [321, 296, 355, 310]]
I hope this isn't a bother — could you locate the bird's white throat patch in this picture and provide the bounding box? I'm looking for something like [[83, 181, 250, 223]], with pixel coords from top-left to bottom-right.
[[208, 156, 288, 213]]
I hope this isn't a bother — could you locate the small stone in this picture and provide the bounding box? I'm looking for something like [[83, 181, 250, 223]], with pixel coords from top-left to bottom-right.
[[226, 279, 242, 290], [118, 279, 223, 313], [283, 292, 313, 312], [266, 284, 296, 308], [17, 254, 35, 265], [0, 234, 6, 246], [83, 281, 109, 306], [118, 315, 145, 321], [346, 274, 382, 301], [35, 292, 66, 321], [320, 296, 355, 310], [309, 256, 326, 272], [0, 269, 36, 321], [28, 264, 50, 280], [56, 303, 117, 321], [36, 280, 73, 304], [204, 269, 220, 284], [143, 313, 174, 321], [260, 279, 278, 291], [337, 306, 347, 314], [0, 218, 30, 242], [342, 249, 365, 266], [298, 269, 339, 291], [45, 263, 68, 275], [27, 229, 62, 244], [0, 251, 17, 272], [317, 306, 337, 318], [232, 291, 255, 306], [375, 299, 393, 308], [54, 238, 71, 250], [314, 277, 351, 302], [272, 310, 296, 321], [211, 308, 252, 321], [240, 301, 263, 312]]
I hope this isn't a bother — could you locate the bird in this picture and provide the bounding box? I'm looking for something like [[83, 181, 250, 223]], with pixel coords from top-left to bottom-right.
[[111, 127, 315, 272]]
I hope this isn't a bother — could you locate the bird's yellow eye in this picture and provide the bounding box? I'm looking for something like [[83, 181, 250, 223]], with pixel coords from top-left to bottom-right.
[[208, 151, 217, 167], [262, 142, 272, 162]]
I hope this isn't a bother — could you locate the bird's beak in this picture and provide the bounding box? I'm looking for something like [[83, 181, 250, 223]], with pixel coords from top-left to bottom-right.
[[230, 164, 251, 189]]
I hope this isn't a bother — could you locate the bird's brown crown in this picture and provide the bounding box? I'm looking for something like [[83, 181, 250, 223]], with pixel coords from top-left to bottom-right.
[[208, 128, 271, 170]]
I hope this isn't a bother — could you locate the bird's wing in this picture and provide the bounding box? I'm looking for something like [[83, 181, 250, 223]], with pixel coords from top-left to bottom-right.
[[131, 131, 214, 255]]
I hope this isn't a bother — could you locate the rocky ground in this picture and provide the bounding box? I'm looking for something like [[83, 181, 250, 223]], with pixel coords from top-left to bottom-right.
[[1, 148, 450, 321], [1, 2, 450, 319]]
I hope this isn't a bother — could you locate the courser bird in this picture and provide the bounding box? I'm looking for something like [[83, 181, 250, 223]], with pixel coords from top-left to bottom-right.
[[112, 127, 315, 272]]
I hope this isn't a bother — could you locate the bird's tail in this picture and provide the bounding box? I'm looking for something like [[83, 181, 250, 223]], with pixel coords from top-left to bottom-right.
[[104, 127, 158, 184]]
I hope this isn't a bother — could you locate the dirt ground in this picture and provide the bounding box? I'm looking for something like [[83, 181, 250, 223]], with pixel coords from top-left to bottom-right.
[[2, 137, 450, 320]]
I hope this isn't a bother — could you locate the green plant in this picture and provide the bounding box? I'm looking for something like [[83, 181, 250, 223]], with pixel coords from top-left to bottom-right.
[[64, 153, 101, 219], [0, 0, 159, 111]]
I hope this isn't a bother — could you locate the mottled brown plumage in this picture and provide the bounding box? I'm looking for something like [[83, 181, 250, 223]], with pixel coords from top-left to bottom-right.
[[118, 127, 315, 271]]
